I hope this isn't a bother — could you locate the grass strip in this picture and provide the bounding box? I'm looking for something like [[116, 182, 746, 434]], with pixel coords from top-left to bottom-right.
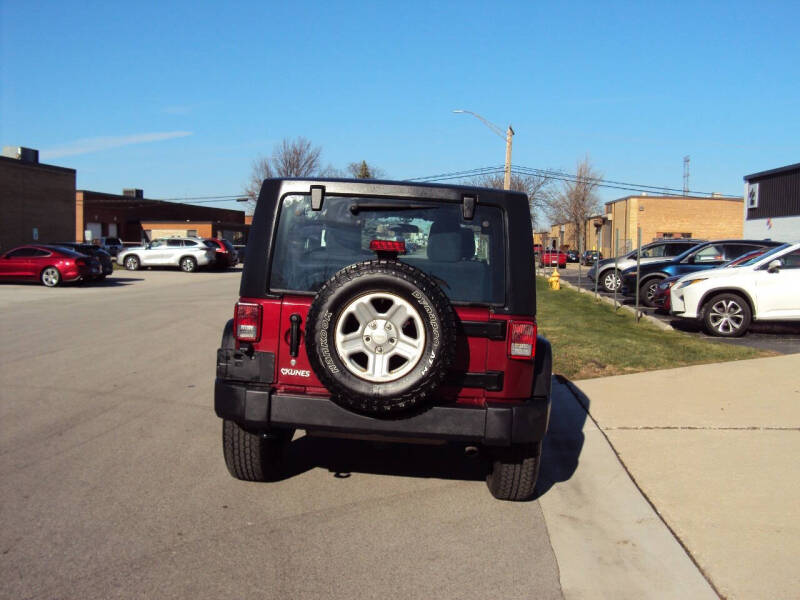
[[535, 277, 770, 380]]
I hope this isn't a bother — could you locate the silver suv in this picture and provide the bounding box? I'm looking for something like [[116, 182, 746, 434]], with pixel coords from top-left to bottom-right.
[[117, 237, 216, 272], [587, 239, 705, 292]]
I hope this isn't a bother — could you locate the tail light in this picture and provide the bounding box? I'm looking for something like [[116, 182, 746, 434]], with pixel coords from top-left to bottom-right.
[[235, 302, 262, 342], [508, 321, 536, 360]]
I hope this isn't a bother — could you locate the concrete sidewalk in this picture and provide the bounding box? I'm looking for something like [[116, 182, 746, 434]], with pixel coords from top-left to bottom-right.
[[570, 354, 800, 599]]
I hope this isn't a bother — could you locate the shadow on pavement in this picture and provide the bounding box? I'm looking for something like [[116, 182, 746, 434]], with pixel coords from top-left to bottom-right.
[[535, 376, 589, 499], [83, 277, 144, 287], [275, 375, 592, 494], [281, 435, 487, 483]]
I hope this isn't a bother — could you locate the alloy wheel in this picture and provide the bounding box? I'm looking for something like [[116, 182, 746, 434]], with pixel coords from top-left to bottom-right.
[[334, 292, 426, 383], [708, 299, 745, 335]]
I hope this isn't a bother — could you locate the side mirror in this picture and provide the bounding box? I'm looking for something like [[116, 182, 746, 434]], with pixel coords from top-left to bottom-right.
[[767, 259, 782, 273]]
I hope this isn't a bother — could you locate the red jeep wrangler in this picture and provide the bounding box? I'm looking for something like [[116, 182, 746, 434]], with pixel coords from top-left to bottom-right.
[[215, 178, 552, 500]]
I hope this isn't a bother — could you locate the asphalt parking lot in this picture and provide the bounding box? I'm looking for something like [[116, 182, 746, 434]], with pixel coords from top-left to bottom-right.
[[0, 270, 563, 599], [0, 268, 723, 599], [554, 262, 800, 354]]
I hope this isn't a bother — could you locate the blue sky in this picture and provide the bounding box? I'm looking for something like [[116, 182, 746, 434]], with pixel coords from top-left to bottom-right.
[[2, 1, 798, 214]]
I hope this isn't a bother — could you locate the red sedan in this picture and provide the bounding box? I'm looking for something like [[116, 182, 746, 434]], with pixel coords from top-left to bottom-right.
[[539, 249, 567, 269], [0, 245, 100, 287]]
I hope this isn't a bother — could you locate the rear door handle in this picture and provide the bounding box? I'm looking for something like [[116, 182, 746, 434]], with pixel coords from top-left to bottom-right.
[[289, 314, 302, 357]]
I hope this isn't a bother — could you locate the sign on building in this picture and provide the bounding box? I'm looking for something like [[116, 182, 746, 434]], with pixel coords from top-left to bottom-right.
[[747, 182, 759, 209]]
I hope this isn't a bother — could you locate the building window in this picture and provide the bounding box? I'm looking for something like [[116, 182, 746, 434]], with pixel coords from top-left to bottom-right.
[[657, 232, 692, 239], [187, 229, 198, 238]]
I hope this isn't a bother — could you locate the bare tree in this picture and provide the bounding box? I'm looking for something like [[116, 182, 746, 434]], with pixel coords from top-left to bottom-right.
[[347, 160, 385, 179], [244, 137, 323, 203], [469, 173, 551, 229], [544, 156, 602, 250]]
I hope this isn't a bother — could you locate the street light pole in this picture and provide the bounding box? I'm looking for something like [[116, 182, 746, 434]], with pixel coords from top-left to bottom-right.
[[453, 109, 514, 190]]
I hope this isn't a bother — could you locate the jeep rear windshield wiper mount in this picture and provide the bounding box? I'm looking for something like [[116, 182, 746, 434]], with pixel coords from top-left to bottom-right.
[[348, 202, 438, 215]]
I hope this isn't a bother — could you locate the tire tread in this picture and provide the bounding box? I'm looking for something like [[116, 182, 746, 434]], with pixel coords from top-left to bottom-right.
[[486, 443, 542, 501]]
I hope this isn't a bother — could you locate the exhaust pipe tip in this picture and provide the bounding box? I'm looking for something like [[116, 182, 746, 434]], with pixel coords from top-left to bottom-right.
[[464, 445, 479, 458]]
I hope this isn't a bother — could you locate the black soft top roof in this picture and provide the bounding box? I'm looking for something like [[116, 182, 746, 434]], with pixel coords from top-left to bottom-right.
[[240, 178, 536, 316]]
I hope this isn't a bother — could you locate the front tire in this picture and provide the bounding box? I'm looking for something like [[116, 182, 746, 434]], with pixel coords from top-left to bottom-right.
[[41, 267, 61, 287], [124, 255, 140, 271], [222, 420, 294, 481], [601, 269, 621, 293], [639, 278, 662, 308], [703, 293, 751, 337], [180, 256, 198, 272], [486, 442, 542, 501]]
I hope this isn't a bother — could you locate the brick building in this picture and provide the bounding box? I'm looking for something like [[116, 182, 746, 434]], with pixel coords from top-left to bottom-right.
[[597, 194, 743, 257], [546, 195, 744, 258], [76, 189, 248, 244], [543, 216, 603, 252], [0, 148, 76, 252]]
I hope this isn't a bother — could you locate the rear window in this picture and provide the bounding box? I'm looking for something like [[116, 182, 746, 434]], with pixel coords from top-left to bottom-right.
[[269, 195, 505, 304]]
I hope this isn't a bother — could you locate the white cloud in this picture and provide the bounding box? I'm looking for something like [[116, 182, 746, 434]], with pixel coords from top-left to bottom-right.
[[41, 131, 193, 159]]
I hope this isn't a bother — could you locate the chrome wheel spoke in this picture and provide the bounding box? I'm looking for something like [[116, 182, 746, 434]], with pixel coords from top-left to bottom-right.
[[368, 352, 389, 378], [393, 335, 421, 359], [338, 334, 364, 355], [352, 299, 378, 327]]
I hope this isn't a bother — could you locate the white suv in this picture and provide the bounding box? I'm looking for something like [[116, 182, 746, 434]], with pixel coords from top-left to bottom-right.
[[117, 238, 216, 272], [670, 242, 800, 336]]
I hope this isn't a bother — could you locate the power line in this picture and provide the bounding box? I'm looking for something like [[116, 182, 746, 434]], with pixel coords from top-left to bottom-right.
[[411, 164, 739, 198]]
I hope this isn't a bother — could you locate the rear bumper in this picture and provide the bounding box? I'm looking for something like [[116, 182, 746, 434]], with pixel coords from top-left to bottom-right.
[[214, 381, 550, 446]]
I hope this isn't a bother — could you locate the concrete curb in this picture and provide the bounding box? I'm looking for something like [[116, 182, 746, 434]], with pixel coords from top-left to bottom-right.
[[538, 272, 674, 331], [538, 379, 718, 599]]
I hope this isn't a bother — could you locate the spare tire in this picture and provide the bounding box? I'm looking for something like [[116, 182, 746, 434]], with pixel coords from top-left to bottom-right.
[[305, 259, 456, 415]]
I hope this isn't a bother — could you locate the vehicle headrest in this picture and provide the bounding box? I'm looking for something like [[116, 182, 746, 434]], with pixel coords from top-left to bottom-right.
[[325, 222, 362, 253], [460, 228, 475, 259], [427, 220, 462, 262]]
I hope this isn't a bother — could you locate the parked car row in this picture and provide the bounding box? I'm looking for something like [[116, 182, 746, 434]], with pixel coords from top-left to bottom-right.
[[618, 239, 784, 307], [0, 236, 242, 287], [587, 238, 704, 293]]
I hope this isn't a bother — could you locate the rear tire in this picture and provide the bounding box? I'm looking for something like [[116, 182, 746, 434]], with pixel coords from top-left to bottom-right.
[[486, 442, 542, 501], [222, 420, 294, 481], [41, 267, 61, 287], [180, 256, 198, 272]]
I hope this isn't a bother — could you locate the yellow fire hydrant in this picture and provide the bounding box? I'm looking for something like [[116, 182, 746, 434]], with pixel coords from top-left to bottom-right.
[[548, 268, 561, 290]]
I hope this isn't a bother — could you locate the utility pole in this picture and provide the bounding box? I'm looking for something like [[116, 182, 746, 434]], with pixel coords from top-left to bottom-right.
[[504, 125, 515, 190], [683, 155, 690, 196]]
